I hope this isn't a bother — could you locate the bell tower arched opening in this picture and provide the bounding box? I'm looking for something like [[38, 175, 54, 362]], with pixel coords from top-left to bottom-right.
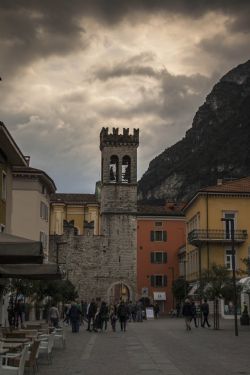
[[122, 155, 131, 183], [109, 155, 119, 183]]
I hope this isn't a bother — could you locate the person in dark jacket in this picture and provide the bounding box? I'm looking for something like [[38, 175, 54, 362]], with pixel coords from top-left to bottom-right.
[[190, 301, 198, 327], [153, 303, 160, 319], [87, 299, 97, 331], [117, 301, 129, 332], [69, 302, 81, 333], [182, 298, 192, 331], [99, 301, 109, 331], [109, 304, 117, 332], [201, 299, 211, 327]]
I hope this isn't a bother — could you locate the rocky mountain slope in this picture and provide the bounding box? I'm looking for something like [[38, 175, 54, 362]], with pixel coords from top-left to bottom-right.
[[138, 60, 250, 202]]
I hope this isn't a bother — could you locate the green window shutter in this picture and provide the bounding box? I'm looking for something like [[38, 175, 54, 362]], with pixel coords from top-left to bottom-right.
[[150, 275, 155, 287], [163, 231, 167, 241], [150, 252, 154, 263], [163, 253, 167, 263], [163, 275, 167, 286], [150, 231, 154, 241]]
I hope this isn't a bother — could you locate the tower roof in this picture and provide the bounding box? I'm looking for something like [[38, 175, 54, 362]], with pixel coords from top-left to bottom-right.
[[100, 127, 139, 150]]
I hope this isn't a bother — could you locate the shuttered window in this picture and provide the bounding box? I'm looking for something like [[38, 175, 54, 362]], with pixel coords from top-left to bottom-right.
[[150, 252, 167, 263], [150, 231, 167, 241], [150, 275, 167, 287]]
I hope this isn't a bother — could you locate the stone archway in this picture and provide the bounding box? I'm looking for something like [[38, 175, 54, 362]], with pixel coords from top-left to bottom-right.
[[107, 282, 132, 304]]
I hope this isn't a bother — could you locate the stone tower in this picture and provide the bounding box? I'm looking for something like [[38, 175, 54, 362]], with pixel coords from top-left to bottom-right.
[[100, 127, 139, 302]]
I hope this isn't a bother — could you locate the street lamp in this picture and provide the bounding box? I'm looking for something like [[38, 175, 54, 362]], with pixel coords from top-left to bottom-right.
[[168, 266, 175, 310], [221, 217, 238, 336]]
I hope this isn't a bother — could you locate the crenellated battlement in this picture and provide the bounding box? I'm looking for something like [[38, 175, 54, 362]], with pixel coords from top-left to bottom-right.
[[100, 127, 139, 150]]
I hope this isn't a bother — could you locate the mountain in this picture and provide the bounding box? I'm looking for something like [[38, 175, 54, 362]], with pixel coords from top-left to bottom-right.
[[138, 60, 250, 202]]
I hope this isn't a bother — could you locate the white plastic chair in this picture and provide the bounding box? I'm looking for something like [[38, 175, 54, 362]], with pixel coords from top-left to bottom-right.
[[37, 332, 55, 364], [0, 345, 29, 375], [54, 328, 65, 348]]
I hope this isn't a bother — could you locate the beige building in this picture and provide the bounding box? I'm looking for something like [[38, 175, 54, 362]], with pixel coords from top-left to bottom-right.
[[50, 193, 100, 236], [0, 122, 28, 233], [11, 167, 56, 259]]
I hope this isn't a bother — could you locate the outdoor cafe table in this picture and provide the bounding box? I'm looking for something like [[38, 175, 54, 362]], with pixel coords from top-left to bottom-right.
[[1, 338, 30, 344], [2, 343, 23, 351], [15, 330, 39, 339]]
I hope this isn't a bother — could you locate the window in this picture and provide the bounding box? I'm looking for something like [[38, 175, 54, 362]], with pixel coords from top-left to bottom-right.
[[150, 275, 167, 287], [40, 202, 48, 221], [225, 249, 233, 270], [223, 212, 236, 239], [150, 252, 167, 264], [187, 213, 200, 233], [150, 230, 167, 241], [2, 171, 7, 200]]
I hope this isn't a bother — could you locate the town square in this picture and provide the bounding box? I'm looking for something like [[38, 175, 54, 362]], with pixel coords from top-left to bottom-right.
[[30, 318, 250, 375], [1, 1, 250, 374]]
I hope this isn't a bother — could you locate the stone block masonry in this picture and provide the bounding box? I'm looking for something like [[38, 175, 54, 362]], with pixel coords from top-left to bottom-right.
[[50, 222, 137, 302]]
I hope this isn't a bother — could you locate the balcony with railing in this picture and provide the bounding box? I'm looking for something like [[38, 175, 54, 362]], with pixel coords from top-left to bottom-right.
[[188, 229, 248, 246]]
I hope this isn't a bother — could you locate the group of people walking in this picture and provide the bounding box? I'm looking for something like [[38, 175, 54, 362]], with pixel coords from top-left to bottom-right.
[[49, 297, 211, 334], [86, 299, 133, 333], [55, 299, 151, 334], [182, 298, 211, 331]]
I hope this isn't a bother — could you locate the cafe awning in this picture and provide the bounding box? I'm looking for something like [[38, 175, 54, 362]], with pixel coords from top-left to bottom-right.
[[238, 277, 250, 293], [0, 263, 63, 280], [0, 233, 43, 264]]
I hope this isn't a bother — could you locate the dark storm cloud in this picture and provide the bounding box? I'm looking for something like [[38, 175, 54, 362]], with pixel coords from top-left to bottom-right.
[[93, 52, 157, 80], [199, 33, 250, 63], [82, 0, 250, 25], [95, 61, 215, 122], [93, 52, 158, 81], [1, 0, 250, 77], [159, 70, 216, 119], [94, 64, 158, 81], [0, 2, 86, 76]]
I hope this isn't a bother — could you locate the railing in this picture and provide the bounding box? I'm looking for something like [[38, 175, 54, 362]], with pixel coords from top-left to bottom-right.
[[188, 229, 248, 244]]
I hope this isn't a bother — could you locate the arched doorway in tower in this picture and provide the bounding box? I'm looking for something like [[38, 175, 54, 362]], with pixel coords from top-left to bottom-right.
[[108, 282, 131, 304]]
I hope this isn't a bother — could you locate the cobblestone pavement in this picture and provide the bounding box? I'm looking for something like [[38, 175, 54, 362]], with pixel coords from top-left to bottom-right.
[[38, 318, 250, 375]]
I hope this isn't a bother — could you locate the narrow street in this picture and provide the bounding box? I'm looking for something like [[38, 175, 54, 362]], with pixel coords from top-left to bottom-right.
[[39, 318, 250, 375]]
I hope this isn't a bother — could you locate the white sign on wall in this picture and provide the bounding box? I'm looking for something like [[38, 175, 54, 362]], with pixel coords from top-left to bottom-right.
[[153, 292, 166, 301]]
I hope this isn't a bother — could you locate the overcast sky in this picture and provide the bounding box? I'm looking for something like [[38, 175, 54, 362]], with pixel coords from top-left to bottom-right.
[[0, 1, 250, 193]]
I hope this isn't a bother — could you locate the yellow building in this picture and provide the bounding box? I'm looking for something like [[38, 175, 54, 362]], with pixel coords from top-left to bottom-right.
[[50, 193, 100, 236], [184, 177, 250, 283]]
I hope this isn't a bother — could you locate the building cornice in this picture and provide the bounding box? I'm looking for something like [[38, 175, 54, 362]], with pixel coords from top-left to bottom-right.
[[183, 191, 250, 212]]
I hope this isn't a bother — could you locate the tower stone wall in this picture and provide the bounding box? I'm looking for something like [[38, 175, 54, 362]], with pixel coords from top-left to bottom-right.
[[50, 127, 139, 302]]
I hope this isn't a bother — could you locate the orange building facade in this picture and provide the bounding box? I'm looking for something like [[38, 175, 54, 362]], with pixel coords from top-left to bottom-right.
[[137, 202, 186, 314]]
